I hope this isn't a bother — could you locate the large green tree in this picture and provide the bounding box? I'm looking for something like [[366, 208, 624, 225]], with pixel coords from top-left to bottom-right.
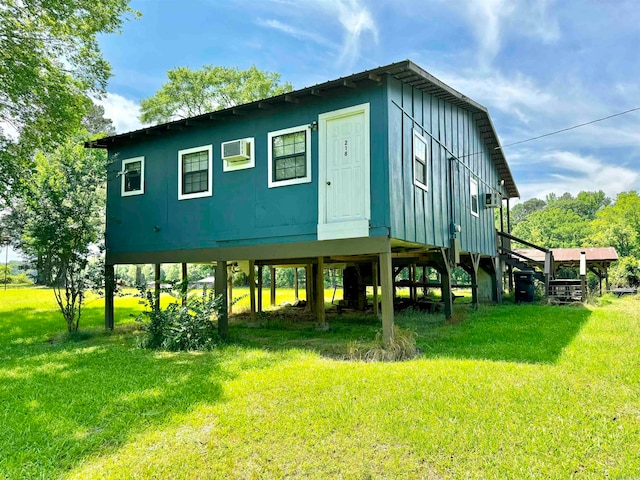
[[509, 198, 546, 227], [139, 65, 293, 125], [512, 207, 589, 248], [589, 191, 640, 257], [0, 0, 137, 207], [546, 190, 610, 220]]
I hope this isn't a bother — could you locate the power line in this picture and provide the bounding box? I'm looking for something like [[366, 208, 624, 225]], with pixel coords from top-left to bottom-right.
[[497, 106, 640, 149]]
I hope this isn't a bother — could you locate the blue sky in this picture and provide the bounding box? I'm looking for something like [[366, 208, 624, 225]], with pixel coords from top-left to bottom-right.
[[96, 0, 640, 203]]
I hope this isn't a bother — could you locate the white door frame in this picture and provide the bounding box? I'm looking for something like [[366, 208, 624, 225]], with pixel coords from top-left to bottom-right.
[[317, 103, 371, 240]]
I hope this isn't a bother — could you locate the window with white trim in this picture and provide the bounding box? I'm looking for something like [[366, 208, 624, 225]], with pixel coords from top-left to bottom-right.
[[178, 145, 213, 200], [470, 177, 479, 217], [268, 125, 311, 188], [121, 156, 145, 196], [413, 129, 428, 191]]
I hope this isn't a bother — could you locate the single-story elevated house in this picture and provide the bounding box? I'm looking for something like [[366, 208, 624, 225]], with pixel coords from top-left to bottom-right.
[[87, 59, 520, 343]]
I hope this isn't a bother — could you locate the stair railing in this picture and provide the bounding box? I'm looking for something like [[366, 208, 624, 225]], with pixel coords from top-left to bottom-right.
[[497, 231, 555, 292]]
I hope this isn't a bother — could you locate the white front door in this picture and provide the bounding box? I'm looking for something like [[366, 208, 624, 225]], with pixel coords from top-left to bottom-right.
[[318, 103, 370, 240]]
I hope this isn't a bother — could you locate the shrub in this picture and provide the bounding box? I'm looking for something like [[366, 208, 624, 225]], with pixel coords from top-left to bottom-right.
[[137, 285, 224, 351], [609, 256, 640, 288]]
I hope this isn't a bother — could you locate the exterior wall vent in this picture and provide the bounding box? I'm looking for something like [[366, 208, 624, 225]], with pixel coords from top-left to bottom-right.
[[485, 192, 501, 208], [222, 139, 251, 163]]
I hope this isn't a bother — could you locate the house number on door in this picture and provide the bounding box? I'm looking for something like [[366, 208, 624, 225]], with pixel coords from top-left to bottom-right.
[[344, 140, 348, 157]]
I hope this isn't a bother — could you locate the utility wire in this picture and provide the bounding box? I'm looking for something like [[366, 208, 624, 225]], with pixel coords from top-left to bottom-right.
[[497, 106, 640, 149]]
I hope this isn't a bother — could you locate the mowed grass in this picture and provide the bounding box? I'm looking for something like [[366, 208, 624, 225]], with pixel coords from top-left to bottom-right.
[[0, 287, 638, 478]]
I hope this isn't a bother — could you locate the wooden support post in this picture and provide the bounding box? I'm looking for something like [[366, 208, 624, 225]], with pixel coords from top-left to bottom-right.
[[135, 265, 142, 288], [105, 264, 115, 330], [605, 265, 610, 292], [305, 263, 313, 312], [270, 267, 276, 307], [315, 257, 326, 325], [441, 268, 453, 319], [249, 260, 256, 315], [227, 265, 233, 314], [493, 257, 503, 304], [410, 264, 416, 302], [470, 254, 480, 310], [257, 265, 263, 313], [181, 263, 188, 306], [154, 263, 161, 311], [215, 261, 228, 339], [544, 251, 552, 298], [379, 249, 395, 345], [598, 267, 603, 296], [438, 249, 453, 319], [580, 252, 587, 303], [372, 260, 379, 317], [294, 268, 299, 301]]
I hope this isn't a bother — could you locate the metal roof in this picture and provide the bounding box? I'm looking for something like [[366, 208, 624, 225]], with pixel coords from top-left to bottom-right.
[[86, 60, 519, 197], [514, 247, 619, 264]]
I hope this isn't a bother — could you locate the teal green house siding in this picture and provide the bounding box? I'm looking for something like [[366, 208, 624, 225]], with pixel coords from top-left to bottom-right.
[[387, 77, 506, 257], [106, 85, 389, 258], [95, 61, 517, 264]]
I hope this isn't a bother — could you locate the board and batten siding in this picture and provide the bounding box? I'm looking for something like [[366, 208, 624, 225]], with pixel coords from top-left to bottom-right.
[[105, 85, 390, 257], [387, 77, 500, 257]]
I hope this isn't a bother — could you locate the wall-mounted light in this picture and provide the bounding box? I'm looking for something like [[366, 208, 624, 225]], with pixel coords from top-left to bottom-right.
[[500, 179, 505, 186], [310, 121, 318, 131]]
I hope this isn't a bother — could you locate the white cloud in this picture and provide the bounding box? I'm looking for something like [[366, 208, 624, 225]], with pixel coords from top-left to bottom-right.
[[445, 0, 560, 66], [261, 0, 377, 68], [257, 19, 337, 49], [516, 150, 640, 200], [437, 69, 555, 120], [94, 93, 143, 134], [330, 0, 378, 67]]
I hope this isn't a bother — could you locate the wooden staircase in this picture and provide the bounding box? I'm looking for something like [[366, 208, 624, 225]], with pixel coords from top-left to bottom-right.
[[497, 232, 590, 303], [497, 231, 552, 284]]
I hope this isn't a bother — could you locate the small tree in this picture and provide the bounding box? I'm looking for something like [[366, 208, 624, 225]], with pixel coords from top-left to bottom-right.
[[16, 137, 106, 331]]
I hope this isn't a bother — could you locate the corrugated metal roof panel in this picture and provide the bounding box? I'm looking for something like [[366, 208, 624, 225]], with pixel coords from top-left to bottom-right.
[[514, 247, 619, 263]]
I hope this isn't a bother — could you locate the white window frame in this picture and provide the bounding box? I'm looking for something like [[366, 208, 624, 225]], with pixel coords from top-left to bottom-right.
[[178, 144, 213, 200], [470, 177, 479, 217], [413, 129, 429, 191], [221, 137, 255, 172], [268, 124, 312, 188], [121, 156, 145, 197]]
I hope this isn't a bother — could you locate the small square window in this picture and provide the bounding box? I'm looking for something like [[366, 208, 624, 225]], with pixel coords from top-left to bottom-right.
[[121, 157, 144, 197], [470, 177, 479, 217], [268, 125, 311, 188], [413, 130, 428, 191], [178, 145, 213, 200]]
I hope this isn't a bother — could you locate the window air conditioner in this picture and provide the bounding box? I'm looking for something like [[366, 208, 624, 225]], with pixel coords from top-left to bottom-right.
[[222, 139, 251, 163], [485, 192, 501, 208]]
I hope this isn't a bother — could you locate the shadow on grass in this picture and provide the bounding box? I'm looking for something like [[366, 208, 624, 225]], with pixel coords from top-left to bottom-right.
[[0, 301, 295, 479], [400, 303, 593, 364], [226, 301, 592, 365], [228, 309, 382, 358]]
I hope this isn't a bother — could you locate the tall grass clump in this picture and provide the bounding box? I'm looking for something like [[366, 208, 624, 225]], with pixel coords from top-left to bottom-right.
[[137, 286, 224, 351], [347, 325, 420, 362]]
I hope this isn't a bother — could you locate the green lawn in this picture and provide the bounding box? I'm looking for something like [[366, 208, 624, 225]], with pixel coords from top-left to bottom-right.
[[0, 287, 638, 478]]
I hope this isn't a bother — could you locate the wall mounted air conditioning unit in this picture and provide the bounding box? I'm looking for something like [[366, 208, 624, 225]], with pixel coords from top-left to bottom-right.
[[222, 139, 251, 163], [485, 192, 501, 208]]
